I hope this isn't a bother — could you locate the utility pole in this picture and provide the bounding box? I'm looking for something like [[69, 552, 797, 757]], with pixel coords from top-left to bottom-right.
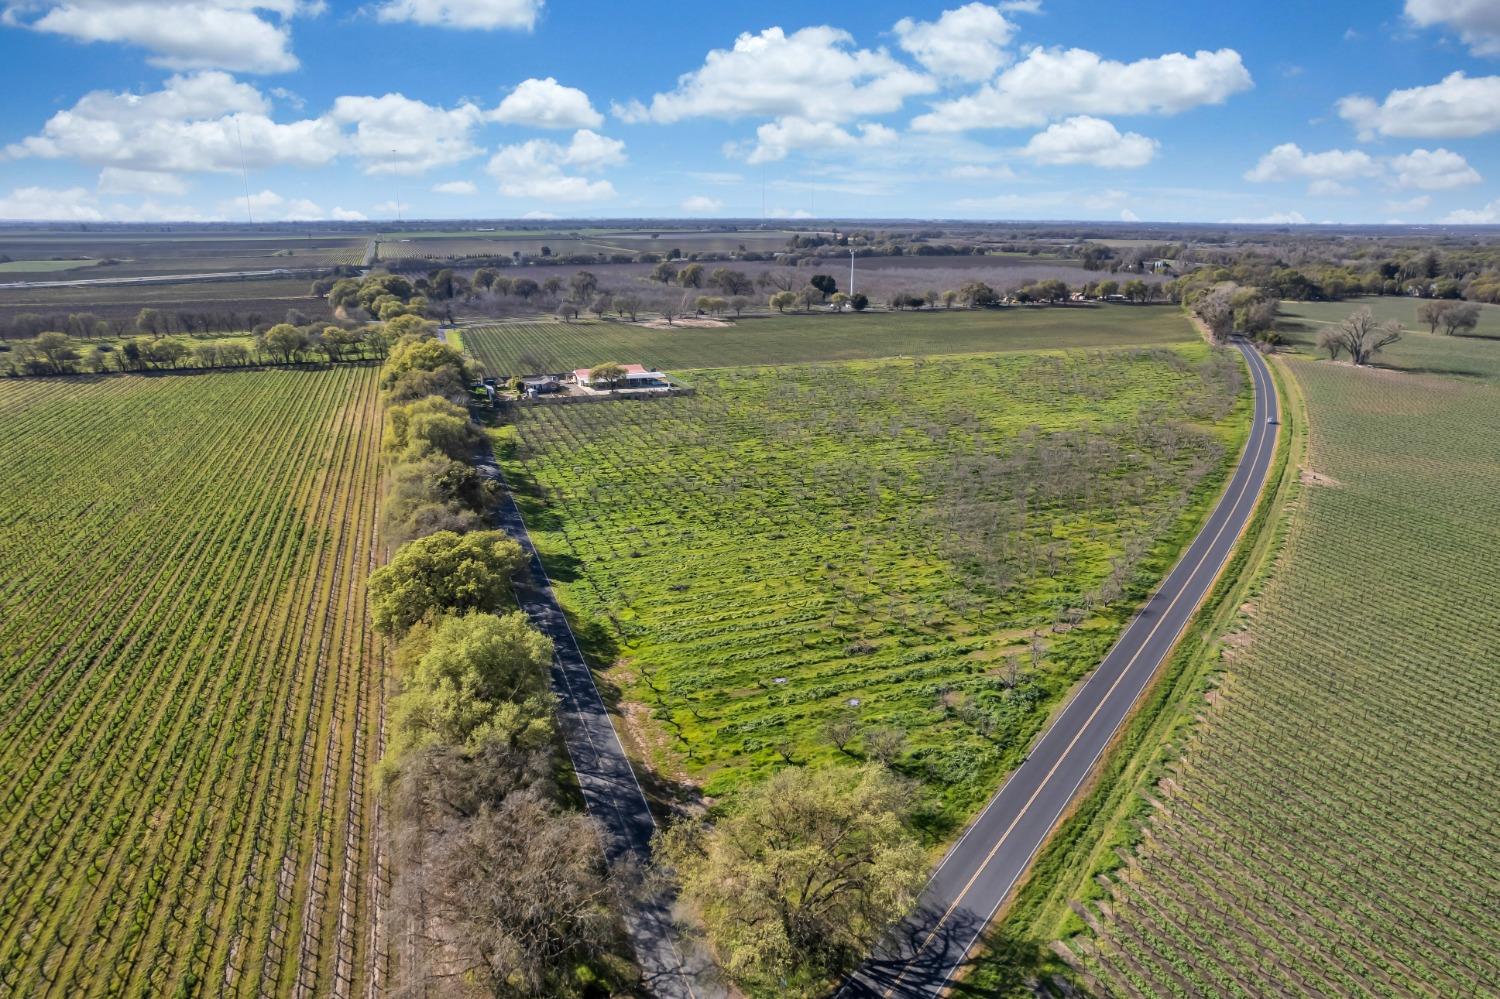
[[849, 247, 856, 299]]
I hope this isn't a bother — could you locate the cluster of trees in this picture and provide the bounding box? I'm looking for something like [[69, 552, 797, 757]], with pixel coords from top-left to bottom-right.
[[325, 273, 428, 321], [1417, 299, 1483, 336], [370, 324, 630, 997], [1, 321, 391, 377], [1185, 281, 1280, 342]]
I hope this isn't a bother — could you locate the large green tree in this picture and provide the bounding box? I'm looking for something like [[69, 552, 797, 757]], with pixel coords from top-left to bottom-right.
[[659, 765, 926, 997], [369, 530, 526, 635], [388, 612, 554, 759]]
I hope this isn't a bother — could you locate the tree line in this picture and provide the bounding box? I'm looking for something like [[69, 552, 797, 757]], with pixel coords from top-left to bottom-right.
[[367, 318, 635, 996]]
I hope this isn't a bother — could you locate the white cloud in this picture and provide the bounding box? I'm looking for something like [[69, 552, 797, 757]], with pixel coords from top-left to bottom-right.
[[894, 3, 1020, 82], [913, 46, 1252, 130], [373, 0, 540, 30], [768, 207, 813, 218], [615, 25, 935, 124], [1020, 115, 1157, 167], [326, 93, 484, 174], [97, 166, 188, 196], [1338, 72, 1500, 139], [1227, 210, 1309, 224], [946, 163, 1017, 181], [1244, 143, 1381, 193], [10, 1, 317, 74], [0, 185, 104, 221], [1308, 179, 1357, 197], [5, 71, 342, 173], [0, 185, 217, 222], [1406, 0, 1500, 56], [1119, 207, 1140, 221], [491, 77, 602, 129], [373, 199, 410, 215], [486, 129, 622, 202], [1444, 198, 1500, 222], [739, 116, 897, 164], [560, 129, 626, 170], [1390, 147, 1482, 188], [520, 209, 557, 219], [217, 187, 322, 220], [330, 206, 367, 220], [681, 195, 723, 213], [432, 179, 477, 195]]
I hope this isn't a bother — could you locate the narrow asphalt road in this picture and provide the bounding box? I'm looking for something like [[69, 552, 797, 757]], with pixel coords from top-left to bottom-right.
[[475, 441, 722, 999], [838, 338, 1280, 998], [0, 267, 299, 289]]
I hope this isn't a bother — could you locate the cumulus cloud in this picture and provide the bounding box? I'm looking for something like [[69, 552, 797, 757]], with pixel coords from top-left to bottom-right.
[[1406, 0, 1500, 56], [1244, 143, 1381, 193], [1119, 207, 1140, 221], [0, 185, 104, 221], [1391, 147, 1482, 188], [913, 46, 1252, 130], [615, 26, 935, 124], [1020, 116, 1157, 167], [1443, 198, 1500, 222], [8, 1, 318, 74], [1246, 142, 1482, 195], [97, 166, 189, 196], [5, 71, 341, 173], [1338, 72, 1500, 139], [681, 195, 723, 213], [738, 117, 897, 164], [432, 179, 477, 195], [330, 206, 367, 220], [326, 93, 485, 174], [491, 77, 602, 129], [768, 207, 813, 219], [893, 3, 1020, 82], [373, 0, 541, 30], [218, 187, 322, 220], [487, 129, 623, 202]]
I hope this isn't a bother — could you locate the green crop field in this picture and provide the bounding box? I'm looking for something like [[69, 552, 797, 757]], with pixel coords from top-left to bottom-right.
[[463, 306, 1193, 375], [1065, 356, 1500, 996], [496, 343, 1249, 825], [0, 366, 386, 997]]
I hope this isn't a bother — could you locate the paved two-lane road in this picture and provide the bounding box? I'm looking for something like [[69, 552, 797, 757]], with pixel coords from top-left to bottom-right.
[[476, 442, 720, 999], [840, 338, 1280, 998]]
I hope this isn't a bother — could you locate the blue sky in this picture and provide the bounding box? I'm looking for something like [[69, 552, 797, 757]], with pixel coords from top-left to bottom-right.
[[2, 0, 1500, 223]]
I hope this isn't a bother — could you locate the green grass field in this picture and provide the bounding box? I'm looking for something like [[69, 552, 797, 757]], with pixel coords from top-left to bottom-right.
[[1279, 295, 1500, 338], [496, 343, 1249, 827], [1278, 298, 1500, 383], [463, 305, 1193, 375], [0, 366, 385, 997], [1065, 355, 1500, 996]]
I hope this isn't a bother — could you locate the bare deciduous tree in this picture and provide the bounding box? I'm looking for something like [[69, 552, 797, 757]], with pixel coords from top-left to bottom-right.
[[1319, 307, 1402, 365]]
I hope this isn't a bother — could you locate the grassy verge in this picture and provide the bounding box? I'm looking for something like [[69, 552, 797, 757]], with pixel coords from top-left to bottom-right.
[[953, 351, 1303, 996]]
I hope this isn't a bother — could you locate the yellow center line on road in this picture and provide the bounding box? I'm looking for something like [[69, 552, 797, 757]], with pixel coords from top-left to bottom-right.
[[881, 347, 1273, 998]]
